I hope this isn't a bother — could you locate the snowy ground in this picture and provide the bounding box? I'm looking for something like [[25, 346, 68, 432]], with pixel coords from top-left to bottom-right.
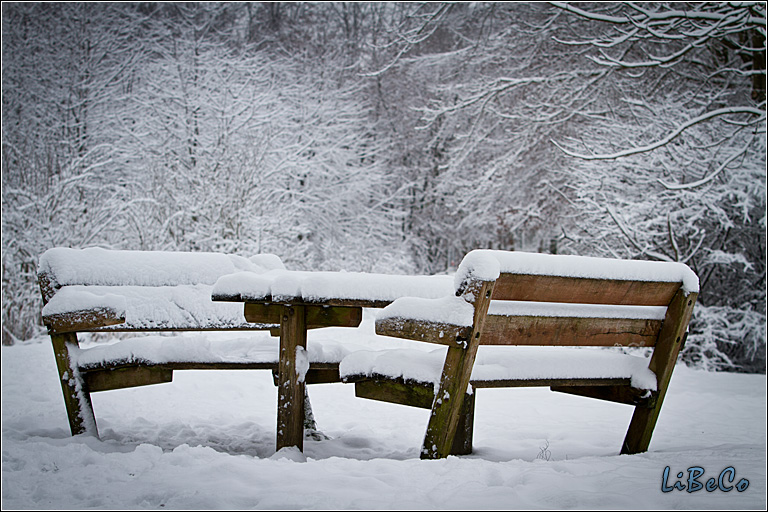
[[2, 311, 766, 510]]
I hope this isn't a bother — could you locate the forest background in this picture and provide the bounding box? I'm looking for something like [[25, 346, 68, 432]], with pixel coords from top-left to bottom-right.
[[2, 2, 765, 373]]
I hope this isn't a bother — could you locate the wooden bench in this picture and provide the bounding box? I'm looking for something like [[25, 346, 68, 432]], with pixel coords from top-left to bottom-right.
[[361, 250, 699, 459], [37, 247, 333, 439]]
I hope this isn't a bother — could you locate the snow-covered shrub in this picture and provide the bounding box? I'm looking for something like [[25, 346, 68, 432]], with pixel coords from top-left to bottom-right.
[[684, 305, 766, 373]]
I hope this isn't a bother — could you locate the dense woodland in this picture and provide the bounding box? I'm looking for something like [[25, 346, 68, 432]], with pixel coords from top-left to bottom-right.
[[2, 2, 765, 372]]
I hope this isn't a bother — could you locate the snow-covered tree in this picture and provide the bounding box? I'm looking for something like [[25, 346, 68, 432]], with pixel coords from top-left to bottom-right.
[[549, 2, 766, 371], [364, 2, 765, 371], [2, 3, 149, 344]]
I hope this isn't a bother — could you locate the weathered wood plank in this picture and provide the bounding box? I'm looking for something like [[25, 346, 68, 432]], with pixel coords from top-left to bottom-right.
[[550, 384, 657, 408], [480, 314, 662, 347], [245, 303, 362, 329], [44, 307, 126, 334], [375, 317, 472, 346], [271, 367, 342, 386], [79, 360, 279, 372], [84, 324, 277, 332], [471, 377, 631, 388], [622, 290, 698, 454], [306, 305, 362, 329], [354, 378, 435, 409], [276, 305, 307, 452], [83, 366, 173, 392], [236, 295, 395, 309], [492, 273, 680, 306]]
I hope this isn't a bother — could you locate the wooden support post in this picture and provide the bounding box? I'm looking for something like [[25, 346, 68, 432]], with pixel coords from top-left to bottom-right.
[[621, 289, 698, 454], [450, 390, 475, 456], [276, 305, 307, 453], [421, 279, 494, 459], [50, 332, 99, 437], [354, 377, 476, 456]]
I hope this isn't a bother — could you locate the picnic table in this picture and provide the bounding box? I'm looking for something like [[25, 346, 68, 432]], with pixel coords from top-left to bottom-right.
[[211, 269, 454, 452]]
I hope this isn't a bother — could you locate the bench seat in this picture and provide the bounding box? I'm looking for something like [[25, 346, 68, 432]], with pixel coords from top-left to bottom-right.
[[340, 346, 658, 391], [74, 334, 356, 371]]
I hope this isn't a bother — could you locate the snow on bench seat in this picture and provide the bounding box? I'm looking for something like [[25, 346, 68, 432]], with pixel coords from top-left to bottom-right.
[[212, 269, 455, 305], [74, 334, 358, 372], [339, 346, 658, 391]]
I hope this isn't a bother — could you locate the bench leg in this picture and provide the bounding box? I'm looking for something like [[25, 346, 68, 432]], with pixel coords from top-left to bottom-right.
[[450, 390, 475, 456], [50, 332, 99, 437], [622, 290, 697, 454], [276, 305, 307, 452], [422, 279, 493, 459], [421, 343, 480, 459]]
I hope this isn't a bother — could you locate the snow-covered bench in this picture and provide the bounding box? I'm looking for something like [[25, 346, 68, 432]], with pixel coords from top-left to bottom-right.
[[37, 247, 302, 438], [347, 250, 699, 459]]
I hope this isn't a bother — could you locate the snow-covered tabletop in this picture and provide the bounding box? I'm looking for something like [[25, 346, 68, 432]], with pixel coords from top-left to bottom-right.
[[212, 269, 455, 307]]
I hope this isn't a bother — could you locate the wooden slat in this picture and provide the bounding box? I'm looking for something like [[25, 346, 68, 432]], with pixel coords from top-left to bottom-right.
[[354, 378, 435, 409], [271, 367, 342, 385], [84, 366, 173, 392], [492, 274, 681, 306], [551, 384, 657, 408], [79, 360, 339, 374], [44, 307, 126, 334], [306, 305, 363, 329], [245, 303, 362, 329], [237, 296, 395, 309], [79, 360, 280, 372], [480, 314, 662, 347], [471, 377, 631, 388], [375, 317, 472, 346], [85, 324, 277, 332]]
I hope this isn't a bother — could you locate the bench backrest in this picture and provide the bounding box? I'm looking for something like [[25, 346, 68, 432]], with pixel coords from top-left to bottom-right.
[[454, 250, 699, 349]]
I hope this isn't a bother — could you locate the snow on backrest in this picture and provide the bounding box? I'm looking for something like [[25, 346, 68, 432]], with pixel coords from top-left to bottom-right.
[[38, 247, 278, 288], [455, 250, 699, 306]]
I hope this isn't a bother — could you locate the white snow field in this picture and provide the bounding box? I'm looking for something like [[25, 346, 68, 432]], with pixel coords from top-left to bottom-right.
[[2, 311, 766, 510]]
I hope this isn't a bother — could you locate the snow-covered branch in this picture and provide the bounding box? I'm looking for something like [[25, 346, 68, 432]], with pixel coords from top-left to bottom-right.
[[552, 107, 765, 160]]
